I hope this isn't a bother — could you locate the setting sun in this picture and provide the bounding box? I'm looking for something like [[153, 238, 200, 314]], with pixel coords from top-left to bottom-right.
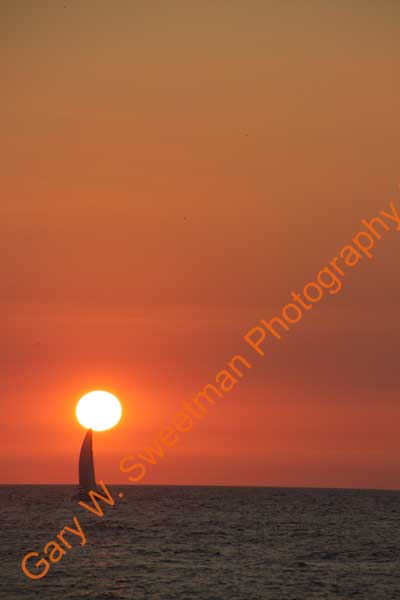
[[76, 391, 122, 432]]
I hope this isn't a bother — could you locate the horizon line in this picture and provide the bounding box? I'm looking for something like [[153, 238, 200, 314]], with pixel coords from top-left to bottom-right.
[[1, 483, 400, 492]]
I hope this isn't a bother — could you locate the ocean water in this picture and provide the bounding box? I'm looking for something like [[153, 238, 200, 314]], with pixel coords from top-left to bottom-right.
[[1, 485, 400, 599]]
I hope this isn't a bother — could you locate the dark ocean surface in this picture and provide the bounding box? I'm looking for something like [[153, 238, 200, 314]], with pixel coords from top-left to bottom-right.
[[1, 485, 400, 600]]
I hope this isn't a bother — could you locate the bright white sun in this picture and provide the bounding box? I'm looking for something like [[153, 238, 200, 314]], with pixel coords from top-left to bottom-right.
[[76, 391, 122, 432]]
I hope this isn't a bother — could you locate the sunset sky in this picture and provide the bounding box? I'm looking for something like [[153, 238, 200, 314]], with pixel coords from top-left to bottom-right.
[[1, 1, 400, 487]]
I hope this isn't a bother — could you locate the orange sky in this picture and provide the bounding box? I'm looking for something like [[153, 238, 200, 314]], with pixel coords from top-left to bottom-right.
[[1, 1, 400, 487]]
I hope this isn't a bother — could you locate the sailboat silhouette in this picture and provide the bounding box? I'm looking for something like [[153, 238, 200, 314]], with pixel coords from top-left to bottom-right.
[[72, 429, 98, 500]]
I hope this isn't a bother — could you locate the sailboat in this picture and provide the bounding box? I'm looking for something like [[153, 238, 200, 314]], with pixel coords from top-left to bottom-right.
[[72, 428, 98, 500]]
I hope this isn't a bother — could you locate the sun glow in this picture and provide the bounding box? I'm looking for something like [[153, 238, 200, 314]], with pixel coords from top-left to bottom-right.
[[76, 391, 122, 432]]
